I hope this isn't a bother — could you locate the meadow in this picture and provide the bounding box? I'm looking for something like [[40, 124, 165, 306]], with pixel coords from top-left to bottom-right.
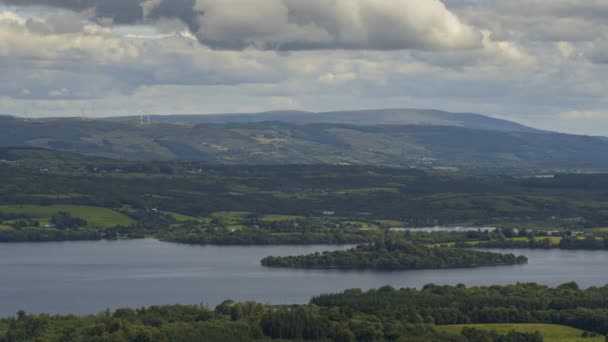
[[437, 323, 604, 342], [0, 204, 133, 228]]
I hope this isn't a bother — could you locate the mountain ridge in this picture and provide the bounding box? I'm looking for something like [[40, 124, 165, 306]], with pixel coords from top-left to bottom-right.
[[0, 116, 607, 173], [106, 108, 541, 133]]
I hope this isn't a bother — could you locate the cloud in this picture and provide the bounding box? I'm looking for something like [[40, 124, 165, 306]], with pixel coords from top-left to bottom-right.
[[0, 1, 608, 136], [411, 30, 534, 68], [586, 40, 608, 64], [553, 110, 608, 135], [0, 14, 138, 63], [0, 10, 298, 99], [560, 110, 608, 121], [455, 0, 608, 43], [0, 0, 482, 51], [193, 0, 482, 51]]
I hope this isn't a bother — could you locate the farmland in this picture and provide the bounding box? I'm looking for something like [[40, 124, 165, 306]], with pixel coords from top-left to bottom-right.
[[437, 323, 604, 342], [0, 205, 133, 228], [0, 147, 608, 246]]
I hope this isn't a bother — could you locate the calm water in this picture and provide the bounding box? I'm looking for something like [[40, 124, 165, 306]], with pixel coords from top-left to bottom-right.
[[1, 239, 608, 316]]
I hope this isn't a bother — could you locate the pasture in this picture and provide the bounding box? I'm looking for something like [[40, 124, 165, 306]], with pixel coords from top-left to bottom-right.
[[0, 205, 133, 228], [437, 323, 603, 342]]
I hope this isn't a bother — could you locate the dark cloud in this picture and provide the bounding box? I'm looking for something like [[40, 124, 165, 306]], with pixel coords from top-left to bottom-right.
[[95, 0, 143, 24], [0, 0, 481, 51], [0, 0, 192, 25], [588, 41, 608, 64], [0, 0, 97, 11], [148, 0, 199, 33], [0, 0, 201, 39]]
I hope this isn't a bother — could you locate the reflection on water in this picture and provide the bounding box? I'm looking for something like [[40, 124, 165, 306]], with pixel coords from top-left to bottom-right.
[[0, 239, 607, 315]]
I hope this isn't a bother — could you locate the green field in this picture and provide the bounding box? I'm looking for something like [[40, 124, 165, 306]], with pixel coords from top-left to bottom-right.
[[376, 219, 403, 227], [437, 323, 603, 342], [261, 214, 304, 222], [162, 211, 211, 223], [427, 236, 564, 248], [0, 205, 133, 228], [210, 211, 252, 230]]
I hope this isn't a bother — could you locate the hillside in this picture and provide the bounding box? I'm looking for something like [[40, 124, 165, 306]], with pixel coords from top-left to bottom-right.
[[2, 147, 608, 231], [115, 108, 541, 133], [0, 115, 607, 173]]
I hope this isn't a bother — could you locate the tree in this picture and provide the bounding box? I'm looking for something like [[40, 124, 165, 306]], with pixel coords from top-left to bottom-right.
[[50, 211, 87, 230]]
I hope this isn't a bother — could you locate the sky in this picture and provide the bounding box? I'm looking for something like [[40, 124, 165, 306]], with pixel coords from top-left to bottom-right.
[[0, 0, 606, 135]]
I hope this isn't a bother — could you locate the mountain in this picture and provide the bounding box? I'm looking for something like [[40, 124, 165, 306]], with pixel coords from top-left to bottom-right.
[[0, 115, 607, 173], [114, 108, 541, 133]]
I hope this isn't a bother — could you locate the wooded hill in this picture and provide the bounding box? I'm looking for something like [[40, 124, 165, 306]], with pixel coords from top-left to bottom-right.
[[1, 112, 607, 173]]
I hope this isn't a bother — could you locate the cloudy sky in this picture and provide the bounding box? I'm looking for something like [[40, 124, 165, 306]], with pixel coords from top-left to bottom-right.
[[0, 0, 606, 135]]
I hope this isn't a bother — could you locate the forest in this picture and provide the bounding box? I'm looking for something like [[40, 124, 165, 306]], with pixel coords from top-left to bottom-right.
[[1, 148, 608, 246], [4, 283, 608, 341], [261, 237, 527, 269]]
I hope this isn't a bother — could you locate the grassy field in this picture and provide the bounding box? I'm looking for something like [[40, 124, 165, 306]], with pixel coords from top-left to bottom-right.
[[0, 225, 14, 231], [210, 211, 252, 230], [427, 236, 564, 248], [0, 205, 133, 228], [436, 323, 603, 342], [261, 214, 304, 222], [162, 211, 211, 223], [509, 236, 563, 245], [376, 220, 403, 227]]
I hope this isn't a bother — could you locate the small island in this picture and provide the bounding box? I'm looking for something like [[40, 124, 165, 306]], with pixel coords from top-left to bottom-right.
[[261, 238, 528, 270]]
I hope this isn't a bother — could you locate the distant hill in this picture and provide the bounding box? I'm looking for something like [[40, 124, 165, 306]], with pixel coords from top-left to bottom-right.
[[0, 115, 607, 173], [113, 108, 541, 133]]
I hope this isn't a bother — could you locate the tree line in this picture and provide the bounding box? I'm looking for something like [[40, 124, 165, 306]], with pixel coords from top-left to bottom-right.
[[261, 237, 527, 270]]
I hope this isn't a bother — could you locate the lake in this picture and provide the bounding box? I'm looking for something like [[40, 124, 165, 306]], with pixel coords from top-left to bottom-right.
[[1, 239, 608, 316]]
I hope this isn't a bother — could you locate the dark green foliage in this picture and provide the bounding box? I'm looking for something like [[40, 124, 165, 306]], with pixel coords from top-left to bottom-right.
[[260, 307, 329, 340], [0, 228, 105, 242], [261, 237, 527, 269], [7, 283, 608, 341], [312, 283, 608, 335], [51, 211, 88, 229], [560, 236, 608, 250], [1, 148, 608, 244]]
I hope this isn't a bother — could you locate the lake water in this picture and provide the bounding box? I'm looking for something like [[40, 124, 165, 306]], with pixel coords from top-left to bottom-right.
[[1, 239, 608, 316]]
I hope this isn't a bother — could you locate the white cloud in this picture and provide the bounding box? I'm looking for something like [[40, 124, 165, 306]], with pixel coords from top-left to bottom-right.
[[0, 2, 608, 135], [456, 0, 608, 43], [0, 11, 139, 63], [193, 0, 482, 50]]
